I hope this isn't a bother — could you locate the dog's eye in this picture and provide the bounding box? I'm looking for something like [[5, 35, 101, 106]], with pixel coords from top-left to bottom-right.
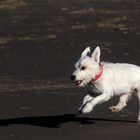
[[81, 66, 86, 70]]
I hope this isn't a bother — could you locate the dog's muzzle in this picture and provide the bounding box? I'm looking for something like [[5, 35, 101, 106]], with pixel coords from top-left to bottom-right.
[[71, 75, 84, 86]]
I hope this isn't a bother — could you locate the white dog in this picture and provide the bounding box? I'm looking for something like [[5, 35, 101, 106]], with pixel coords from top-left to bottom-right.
[[71, 46, 140, 122]]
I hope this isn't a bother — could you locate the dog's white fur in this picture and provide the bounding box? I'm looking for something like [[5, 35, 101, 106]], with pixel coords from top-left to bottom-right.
[[72, 46, 140, 122]]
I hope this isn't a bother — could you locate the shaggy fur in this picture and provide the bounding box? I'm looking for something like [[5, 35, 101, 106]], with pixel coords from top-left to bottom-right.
[[71, 46, 140, 122]]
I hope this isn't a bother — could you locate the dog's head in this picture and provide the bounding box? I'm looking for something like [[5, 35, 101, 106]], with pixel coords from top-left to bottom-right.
[[71, 46, 101, 87]]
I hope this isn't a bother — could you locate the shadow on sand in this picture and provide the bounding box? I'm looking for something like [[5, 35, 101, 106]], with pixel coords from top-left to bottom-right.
[[0, 114, 136, 128]]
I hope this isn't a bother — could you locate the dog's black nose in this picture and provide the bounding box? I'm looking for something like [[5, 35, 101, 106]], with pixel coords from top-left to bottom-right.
[[71, 75, 76, 81]]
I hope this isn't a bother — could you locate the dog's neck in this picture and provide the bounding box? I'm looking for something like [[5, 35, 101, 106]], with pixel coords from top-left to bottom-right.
[[90, 63, 104, 83]]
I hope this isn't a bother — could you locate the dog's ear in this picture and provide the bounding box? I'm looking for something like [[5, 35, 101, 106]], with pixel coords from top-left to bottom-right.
[[92, 46, 101, 63], [81, 47, 90, 57]]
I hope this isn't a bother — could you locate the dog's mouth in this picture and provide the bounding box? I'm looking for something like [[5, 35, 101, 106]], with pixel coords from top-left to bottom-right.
[[75, 80, 83, 86]]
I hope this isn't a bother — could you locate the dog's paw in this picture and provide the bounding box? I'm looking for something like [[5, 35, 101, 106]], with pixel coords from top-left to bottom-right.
[[81, 102, 93, 113], [108, 106, 118, 113]]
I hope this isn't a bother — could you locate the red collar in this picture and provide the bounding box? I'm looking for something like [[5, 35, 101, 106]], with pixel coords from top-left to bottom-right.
[[90, 63, 104, 83]]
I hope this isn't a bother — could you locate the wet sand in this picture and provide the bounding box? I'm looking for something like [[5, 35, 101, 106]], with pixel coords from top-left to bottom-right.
[[0, 0, 140, 139]]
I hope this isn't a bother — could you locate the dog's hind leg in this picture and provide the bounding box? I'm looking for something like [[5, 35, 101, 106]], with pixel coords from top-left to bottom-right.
[[109, 93, 130, 113], [137, 92, 140, 122]]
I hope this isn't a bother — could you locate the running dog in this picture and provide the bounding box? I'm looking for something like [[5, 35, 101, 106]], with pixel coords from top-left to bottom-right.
[[71, 46, 140, 122]]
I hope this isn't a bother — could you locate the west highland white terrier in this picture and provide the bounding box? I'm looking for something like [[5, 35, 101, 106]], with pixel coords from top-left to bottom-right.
[[71, 46, 140, 122]]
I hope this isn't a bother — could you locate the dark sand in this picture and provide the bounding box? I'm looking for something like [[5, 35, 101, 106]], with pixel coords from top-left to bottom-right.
[[0, 0, 140, 139]]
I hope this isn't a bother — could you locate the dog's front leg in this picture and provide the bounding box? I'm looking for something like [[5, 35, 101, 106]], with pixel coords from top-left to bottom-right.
[[81, 93, 111, 113], [78, 94, 93, 112]]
